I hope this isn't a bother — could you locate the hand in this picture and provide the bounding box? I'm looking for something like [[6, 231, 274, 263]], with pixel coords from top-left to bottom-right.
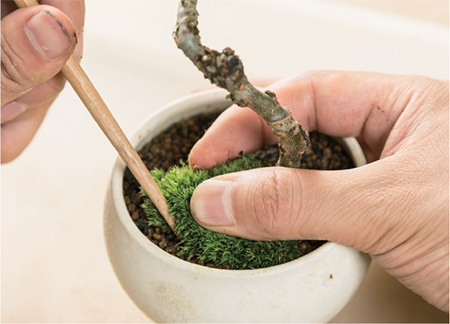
[[189, 71, 449, 312], [1, 0, 84, 163]]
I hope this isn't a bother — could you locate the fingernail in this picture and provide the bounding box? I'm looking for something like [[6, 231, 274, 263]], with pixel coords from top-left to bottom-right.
[[190, 179, 235, 226], [1, 102, 27, 124], [24, 10, 73, 60]]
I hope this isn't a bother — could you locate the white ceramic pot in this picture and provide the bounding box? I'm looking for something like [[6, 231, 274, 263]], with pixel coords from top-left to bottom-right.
[[104, 89, 371, 323]]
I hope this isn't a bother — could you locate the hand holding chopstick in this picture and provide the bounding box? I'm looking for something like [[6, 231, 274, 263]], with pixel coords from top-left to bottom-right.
[[13, 0, 175, 231]]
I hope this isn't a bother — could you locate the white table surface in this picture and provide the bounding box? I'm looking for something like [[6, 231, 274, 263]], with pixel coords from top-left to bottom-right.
[[2, 1, 449, 322]]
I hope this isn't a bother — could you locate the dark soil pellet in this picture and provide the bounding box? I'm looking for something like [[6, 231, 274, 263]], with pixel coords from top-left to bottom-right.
[[123, 111, 355, 269]]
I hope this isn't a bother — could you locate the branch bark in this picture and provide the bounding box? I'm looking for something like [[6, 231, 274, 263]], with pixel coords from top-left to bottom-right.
[[173, 0, 310, 167]]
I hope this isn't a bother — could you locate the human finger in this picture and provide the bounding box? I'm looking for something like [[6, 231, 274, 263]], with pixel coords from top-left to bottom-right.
[[191, 156, 443, 252], [188, 71, 441, 168], [1, 5, 77, 106], [42, 0, 85, 61], [1, 97, 50, 163]]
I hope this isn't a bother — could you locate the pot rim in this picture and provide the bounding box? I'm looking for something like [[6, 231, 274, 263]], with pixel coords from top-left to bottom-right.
[[109, 88, 367, 277]]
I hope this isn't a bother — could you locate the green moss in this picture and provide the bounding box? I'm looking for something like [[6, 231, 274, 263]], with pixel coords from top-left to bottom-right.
[[141, 155, 304, 270]]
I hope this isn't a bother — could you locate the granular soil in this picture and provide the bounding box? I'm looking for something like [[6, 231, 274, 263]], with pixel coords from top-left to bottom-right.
[[123, 111, 355, 269]]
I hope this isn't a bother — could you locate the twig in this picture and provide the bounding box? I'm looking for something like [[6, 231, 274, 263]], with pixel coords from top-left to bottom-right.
[[173, 0, 310, 167]]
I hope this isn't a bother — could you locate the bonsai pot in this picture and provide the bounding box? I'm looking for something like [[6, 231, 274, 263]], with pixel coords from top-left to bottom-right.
[[103, 88, 371, 323]]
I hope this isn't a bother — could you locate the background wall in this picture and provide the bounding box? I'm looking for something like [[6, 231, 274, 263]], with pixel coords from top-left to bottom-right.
[[336, 0, 448, 26]]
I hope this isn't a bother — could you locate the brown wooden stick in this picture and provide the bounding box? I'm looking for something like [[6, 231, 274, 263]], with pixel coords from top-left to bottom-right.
[[14, 0, 175, 231]]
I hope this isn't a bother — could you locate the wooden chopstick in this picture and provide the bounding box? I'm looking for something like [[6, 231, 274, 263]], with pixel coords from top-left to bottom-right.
[[14, 0, 175, 231]]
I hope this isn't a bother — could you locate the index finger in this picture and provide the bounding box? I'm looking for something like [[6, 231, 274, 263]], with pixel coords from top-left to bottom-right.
[[189, 70, 435, 169], [42, 0, 84, 33], [43, 0, 84, 60]]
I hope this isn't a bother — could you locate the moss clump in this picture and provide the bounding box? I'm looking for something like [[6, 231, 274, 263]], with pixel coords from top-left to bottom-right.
[[141, 155, 305, 270]]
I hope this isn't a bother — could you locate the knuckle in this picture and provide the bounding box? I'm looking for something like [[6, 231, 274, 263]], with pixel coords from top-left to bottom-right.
[[250, 168, 301, 237], [1, 37, 36, 95]]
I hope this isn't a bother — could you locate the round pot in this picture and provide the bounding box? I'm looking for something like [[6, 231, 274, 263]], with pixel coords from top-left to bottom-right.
[[104, 89, 371, 323]]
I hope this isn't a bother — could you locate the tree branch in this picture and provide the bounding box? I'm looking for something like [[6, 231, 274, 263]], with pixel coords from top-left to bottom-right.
[[173, 0, 310, 167]]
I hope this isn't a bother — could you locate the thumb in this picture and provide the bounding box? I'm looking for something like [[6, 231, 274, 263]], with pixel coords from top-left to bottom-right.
[[190, 162, 409, 254], [1, 5, 77, 106]]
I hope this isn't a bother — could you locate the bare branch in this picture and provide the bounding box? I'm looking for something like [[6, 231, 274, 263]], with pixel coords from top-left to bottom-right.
[[174, 0, 310, 167]]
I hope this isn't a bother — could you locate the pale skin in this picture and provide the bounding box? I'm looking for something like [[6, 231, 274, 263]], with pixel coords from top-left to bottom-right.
[[1, 0, 85, 163], [189, 71, 449, 312]]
